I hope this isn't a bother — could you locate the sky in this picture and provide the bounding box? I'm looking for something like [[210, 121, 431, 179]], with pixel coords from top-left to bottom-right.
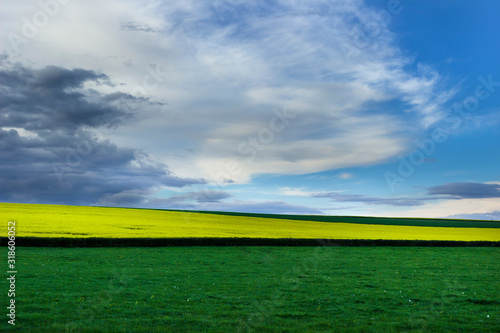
[[1, 0, 499, 219]]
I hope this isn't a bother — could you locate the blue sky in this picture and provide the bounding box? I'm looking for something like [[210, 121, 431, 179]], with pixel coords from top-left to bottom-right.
[[1, 0, 499, 219]]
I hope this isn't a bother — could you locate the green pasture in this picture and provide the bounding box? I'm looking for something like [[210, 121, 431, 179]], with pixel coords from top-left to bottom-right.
[[2, 247, 499, 332], [184, 210, 500, 228]]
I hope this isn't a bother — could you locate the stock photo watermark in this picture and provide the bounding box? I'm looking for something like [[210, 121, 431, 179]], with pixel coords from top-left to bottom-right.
[[51, 64, 168, 183], [238, 240, 336, 332], [175, 105, 295, 224], [7, 220, 17, 326], [63, 268, 135, 333], [340, 0, 411, 61], [130, 64, 169, 98], [384, 74, 500, 192], [213, 106, 295, 185], [193, 106, 295, 206], [7, 0, 72, 53], [236, 107, 295, 163]]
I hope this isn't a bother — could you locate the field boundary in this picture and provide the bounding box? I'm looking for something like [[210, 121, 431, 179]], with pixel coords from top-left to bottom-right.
[[177, 210, 500, 228], [102, 206, 500, 228], [3, 237, 499, 247]]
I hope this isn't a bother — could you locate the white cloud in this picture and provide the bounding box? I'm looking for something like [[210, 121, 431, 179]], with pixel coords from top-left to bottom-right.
[[374, 196, 500, 220], [1, 0, 455, 184], [338, 172, 355, 179], [279, 187, 318, 197]]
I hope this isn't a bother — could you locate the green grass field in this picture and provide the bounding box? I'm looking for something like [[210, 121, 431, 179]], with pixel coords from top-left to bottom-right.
[[176, 209, 500, 228], [2, 246, 499, 332], [2, 203, 499, 331]]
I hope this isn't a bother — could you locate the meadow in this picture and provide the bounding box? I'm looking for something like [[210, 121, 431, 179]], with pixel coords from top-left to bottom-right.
[[2, 203, 499, 332], [2, 246, 499, 332], [2, 203, 500, 242]]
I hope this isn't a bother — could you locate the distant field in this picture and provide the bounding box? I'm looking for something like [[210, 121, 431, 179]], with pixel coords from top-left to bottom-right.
[[186, 210, 500, 228], [2, 203, 500, 241], [3, 204, 499, 332], [2, 247, 499, 332]]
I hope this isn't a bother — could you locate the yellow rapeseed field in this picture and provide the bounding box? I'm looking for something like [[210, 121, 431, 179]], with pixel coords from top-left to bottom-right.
[[2, 203, 499, 241]]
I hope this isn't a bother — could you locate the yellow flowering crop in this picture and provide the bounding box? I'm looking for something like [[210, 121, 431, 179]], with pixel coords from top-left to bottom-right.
[[2, 203, 499, 241]]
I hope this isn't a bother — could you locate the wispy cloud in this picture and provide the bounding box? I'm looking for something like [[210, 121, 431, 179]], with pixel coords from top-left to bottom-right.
[[338, 172, 355, 179], [142, 195, 323, 214], [427, 182, 500, 199], [281, 187, 429, 207], [160, 190, 232, 204], [313, 192, 426, 207], [120, 22, 160, 33], [446, 211, 500, 221], [1, 0, 456, 184], [5, 0, 492, 218]]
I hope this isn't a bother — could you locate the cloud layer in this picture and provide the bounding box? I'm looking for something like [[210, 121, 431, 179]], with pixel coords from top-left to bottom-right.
[[427, 182, 500, 199], [1, 0, 455, 184], [4, 0, 495, 220], [314, 192, 426, 207], [0, 61, 204, 205]]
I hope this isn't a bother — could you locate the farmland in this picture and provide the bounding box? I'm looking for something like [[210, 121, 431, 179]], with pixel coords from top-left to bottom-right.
[[2, 202, 499, 332], [2, 246, 499, 332], [2, 203, 500, 242]]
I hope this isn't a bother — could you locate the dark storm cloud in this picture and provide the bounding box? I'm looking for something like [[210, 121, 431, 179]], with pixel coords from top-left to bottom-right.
[[0, 62, 205, 205], [0, 64, 129, 132], [427, 182, 500, 199], [314, 192, 425, 206]]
